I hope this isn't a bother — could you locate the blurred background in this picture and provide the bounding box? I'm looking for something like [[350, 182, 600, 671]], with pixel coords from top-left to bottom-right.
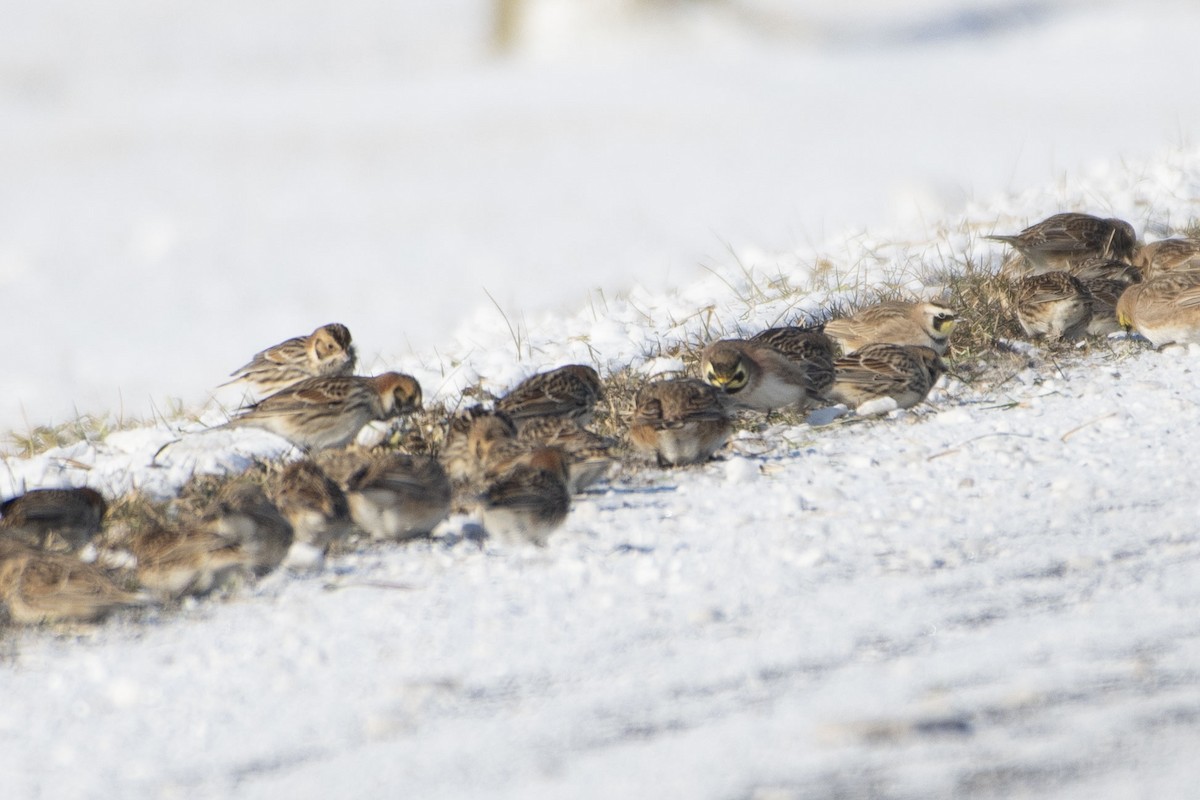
[[2, 0, 1198, 438]]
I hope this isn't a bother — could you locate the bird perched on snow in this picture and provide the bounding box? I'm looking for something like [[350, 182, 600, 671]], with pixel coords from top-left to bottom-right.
[[0, 487, 108, 553], [269, 460, 355, 553], [746, 325, 837, 400], [1115, 272, 1200, 347], [822, 300, 958, 356], [1079, 277, 1130, 337], [629, 378, 732, 466], [986, 212, 1138, 272], [199, 479, 293, 576], [826, 343, 946, 412], [1133, 238, 1200, 277], [478, 447, 571, 547], [495, 365, 604, 427], [0, 538, 151, 624], [439, 406, 520, 488], [223, 372, 422, 452], [319, 449, 452, 541], [130, 524, 257, 599], [1014, 272, 1094, 341], [700, 334, 827, 412], [516, 416, 616, 493], [225, 323, 357, 395]]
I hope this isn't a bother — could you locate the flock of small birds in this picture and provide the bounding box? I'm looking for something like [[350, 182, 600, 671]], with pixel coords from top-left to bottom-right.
[[2, 211, 1199, 627]]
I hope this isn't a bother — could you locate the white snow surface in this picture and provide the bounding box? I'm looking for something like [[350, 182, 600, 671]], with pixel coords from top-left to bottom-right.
[[5, 2, 1200, 798]]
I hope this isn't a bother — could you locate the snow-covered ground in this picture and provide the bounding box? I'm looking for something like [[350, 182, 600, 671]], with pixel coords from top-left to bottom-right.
[[5, 1, 1200, 798]]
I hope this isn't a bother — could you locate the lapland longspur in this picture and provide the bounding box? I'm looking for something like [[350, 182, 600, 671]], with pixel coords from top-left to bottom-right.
[[1014, 272, 1094, 341], [0, 539, 150, 624], [321, 450, 452, 541], [1133, 238, 1200, 276], [439, 406, 519, 488], [495, 365, 603, 426], [986, 212, 1138, 271], [479, 447, 571, 547], [1068, 256, 1143, 286], [1080, 277, 1129, 336], [225, 372, 422, 452], [130, 524, 255, 599], [200, 480, 293, 576], [270, 460, 354, 551], [1115, 272, 1200, 347], [822, 301, 958, 356], [516, 416, 616, 493], [826, 344, 946, 412], [225, 323, 357, 395], [0, 487, 107, 553], [629, 378, 732, 466]]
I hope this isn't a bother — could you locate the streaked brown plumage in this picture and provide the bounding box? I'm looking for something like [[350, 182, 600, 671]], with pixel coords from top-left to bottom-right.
[[986, 212, 1138, 271], [495, 365, 603, 426], [516, 416, 616, 493], [749, 325, 837, 400], [1015, 271, 1094, 341], [1068, 256, 1142, 286], [629, 378, 732, 467], [1116, 271, 1200, 347], [826, 344, 946, 412], [327, 450, 452, 541], [225, 372, 422, 451], [225, 323, 357, 395], [479, 447, 571, 547], [439, 406, 518, 486], [1133, 238, 1200, 276], [129, 524, 253, 599], [822, 301, 958, 355], [199, 480, 293, 576], [270, 460, 354, 550], [700, 338, 817, 412], [0, 487, 108, 553], [1080, 277, 1129, 336], [0, 538, 150, 624]]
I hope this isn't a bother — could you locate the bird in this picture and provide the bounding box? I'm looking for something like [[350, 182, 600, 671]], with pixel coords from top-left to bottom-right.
[[495, 365, 604, 427], [224, 323, 356, 396], [1115, 272, 1200, 347], [321, 449, 452, 541], [822, 300, 958, 356], [1080, 277, 1129, 336], [1068, 256, 1142, 286], [222, 372, 422, 452], [985, 212, 1138, 271], [0, 487, 108, 553], [1133, 238, 1200, 277], [1014, 272, 1094, 341], [0, 538, 151, 624], [129, 524, 256, 599], [826, 344, 946, 412], [516, 416, 617, 493], [629, 378, 732, 467], [269, 460, 355, 552], [478, 447, 571, 547], [439, 406, 520, 489], [700, 337, 820, 412], [198, 479, 293, 576], [747, 325, 837, 400]]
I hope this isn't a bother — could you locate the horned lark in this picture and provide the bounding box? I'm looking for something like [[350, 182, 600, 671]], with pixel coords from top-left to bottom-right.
[[985, 212, 1138, 270], [701, 337, 818, 412], [270, 460, 354, 551], [225, 372, 422, 451], [0, 487, 107, 553], [826, 344, 946, 411], [822, 301, 958, 356], [516, 416, 616, 493], [1014, 272, 1094, 341], [225, 323, 356, 395], [629, 378, 732, 466], [1115, 272, 1200, 347], [495, 365, 603, 426], [200, 480, 293, 576], [478, 447, 571, 547], [1133, 238, 1200, 276], [0, 539, 150, 624], [748, 325, 837, 400], [130, 524, 253, 599], [331, 450, 452, 541]]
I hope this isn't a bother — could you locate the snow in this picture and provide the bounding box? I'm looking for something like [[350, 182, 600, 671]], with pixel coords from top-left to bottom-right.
[[4, 1, 1200, 797]]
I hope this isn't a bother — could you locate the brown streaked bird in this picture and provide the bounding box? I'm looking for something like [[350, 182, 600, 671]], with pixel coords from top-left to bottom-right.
[[629, 378, 732, 467], [1068, 255, 1142, 286], [1080, 277, 1130, 337], [985, 212, 1138, 271], [516, 416, 617, 493], [748, 325, 837, 400], [701, 338, 819, 412], [1133, 238, 1200, 276], [270, 460, 355, 552], [1116, 271, 1200, 347], [0, 539, 150, 624], [328, 450, 452, 541], [129, 524, 254, 599], [439, 406, 519, 486], [1014, 271, 1094, 341], [199, 479, 293, 576], [826, 344, 946, 412], [223, 372, 422, 452], [225, 322, 357, 395], [478, 447, 571, 547], [822, 300, 958, 356], [0, 487, 108, 553], [495, 365, 603, 426]]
